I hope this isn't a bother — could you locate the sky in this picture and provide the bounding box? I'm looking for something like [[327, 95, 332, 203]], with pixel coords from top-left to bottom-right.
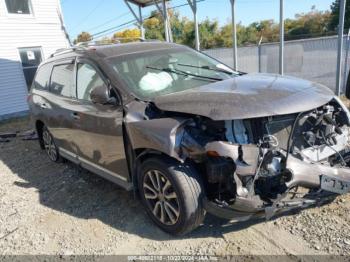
[[60, 0, 335, 41]]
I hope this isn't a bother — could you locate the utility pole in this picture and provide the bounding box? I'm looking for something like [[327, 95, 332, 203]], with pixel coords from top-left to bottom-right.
[[188, 0, 200, 51], [124, 0, 145, 40], [230, 0, 238, 70], [336, 0, 347, 96], [154, 0, 173, 42], [279, 0, 284, 75]]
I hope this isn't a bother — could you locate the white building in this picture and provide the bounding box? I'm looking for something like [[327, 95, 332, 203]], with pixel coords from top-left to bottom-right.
[[0, 0, 70, 119]]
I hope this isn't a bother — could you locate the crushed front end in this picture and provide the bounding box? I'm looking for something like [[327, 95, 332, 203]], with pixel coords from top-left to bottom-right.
[[176, 97, 350, 220]]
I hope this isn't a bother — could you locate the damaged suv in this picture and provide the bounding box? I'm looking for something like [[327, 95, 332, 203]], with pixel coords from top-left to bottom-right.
[[29, 42, 350, 235]]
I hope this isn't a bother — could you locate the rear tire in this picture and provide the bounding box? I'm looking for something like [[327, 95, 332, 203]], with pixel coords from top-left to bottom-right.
[[42, 126, 61, 163], [138, 156, 205, 235]]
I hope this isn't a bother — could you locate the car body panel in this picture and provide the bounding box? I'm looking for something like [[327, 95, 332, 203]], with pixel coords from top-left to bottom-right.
[[154, 73, 334, 120], [68, 101, 129, 180], [32, 90, 78, 154], [124, 101, 186, 162], [29, 54, 130, 184]]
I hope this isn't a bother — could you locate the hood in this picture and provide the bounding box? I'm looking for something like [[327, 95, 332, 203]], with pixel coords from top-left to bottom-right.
[[153, 73, 335, 120]]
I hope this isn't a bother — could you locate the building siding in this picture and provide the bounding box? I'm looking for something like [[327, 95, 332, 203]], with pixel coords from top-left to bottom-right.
[[0, 0, 69, 118]]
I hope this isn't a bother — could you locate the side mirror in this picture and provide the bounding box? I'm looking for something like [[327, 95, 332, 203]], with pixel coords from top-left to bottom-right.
[[90, 84, 117, 105]]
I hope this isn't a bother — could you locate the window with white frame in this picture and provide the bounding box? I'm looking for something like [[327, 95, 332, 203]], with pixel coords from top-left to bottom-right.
[[18, 47, 43, 89], [5, 0, 32, 15]]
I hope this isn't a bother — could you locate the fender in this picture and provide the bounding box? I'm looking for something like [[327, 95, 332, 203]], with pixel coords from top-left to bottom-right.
[[124, 101, 187, 162]]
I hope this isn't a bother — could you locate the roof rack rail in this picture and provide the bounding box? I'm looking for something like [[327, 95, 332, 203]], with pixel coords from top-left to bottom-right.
[[50, 38, 165, 58], [139, 38, 162, 43], [49, 46, 86, 58], [75, 40, 118, 47], [74, 38, 163, 48]]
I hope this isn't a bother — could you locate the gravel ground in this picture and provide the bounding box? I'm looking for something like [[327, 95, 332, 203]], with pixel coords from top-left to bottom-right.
[[0, 117, 349, 257]]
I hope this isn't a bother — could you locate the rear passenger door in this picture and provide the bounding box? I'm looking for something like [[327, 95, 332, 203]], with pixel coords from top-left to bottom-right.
[[45, 58, 79, 158], [30, 62, 53, 127], [71, 59, 129, 181]]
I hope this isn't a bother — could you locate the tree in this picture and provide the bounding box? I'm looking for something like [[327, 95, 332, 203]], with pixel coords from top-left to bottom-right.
[[287, 9, 331, 39], [143, 10, 187, 43], [329, 0, 350, 31], [113, 28, 141, 43], [251, 20, 279, 43], [179, 18, 221, 49], [73, 32, 92, 44], [198, 19, 221, 49], [86, 6, 335, 49], [143, 11, 166, 41], [238, 23, 259, 45]]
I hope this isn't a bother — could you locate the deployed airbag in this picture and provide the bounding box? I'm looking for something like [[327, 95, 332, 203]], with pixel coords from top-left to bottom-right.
[[139, 72, 173, 92]]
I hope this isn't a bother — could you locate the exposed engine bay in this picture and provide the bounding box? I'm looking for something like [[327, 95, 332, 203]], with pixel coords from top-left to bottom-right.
[[173, 98, 350, 219]]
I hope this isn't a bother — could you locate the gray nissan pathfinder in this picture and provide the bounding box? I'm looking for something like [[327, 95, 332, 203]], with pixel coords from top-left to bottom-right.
[[28, 42, 350, 235]]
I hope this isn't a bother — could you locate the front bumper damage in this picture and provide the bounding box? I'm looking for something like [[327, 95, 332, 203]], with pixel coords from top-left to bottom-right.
[[286, 155, 350, 193], [203, 141, 350, 220], [203, 190, 337, 221], [126, 97, 350, 222]]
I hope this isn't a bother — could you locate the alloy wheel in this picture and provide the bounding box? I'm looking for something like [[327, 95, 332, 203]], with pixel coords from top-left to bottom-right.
[[143, 170, 180, 225], [42, 129, 58, 162]]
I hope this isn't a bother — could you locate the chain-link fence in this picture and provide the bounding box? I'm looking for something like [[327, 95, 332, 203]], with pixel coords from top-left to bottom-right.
[[204, 36, 350, 93]]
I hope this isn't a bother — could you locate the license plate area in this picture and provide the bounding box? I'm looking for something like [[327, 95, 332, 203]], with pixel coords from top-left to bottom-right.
[[321, 175, 350, 194]]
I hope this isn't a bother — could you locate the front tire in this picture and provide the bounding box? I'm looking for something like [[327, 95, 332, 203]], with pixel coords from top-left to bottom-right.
[[138, 156, 205, 235]]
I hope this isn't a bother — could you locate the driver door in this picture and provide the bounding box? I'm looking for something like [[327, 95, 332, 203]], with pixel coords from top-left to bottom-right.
[[71, 59, 129, 182]]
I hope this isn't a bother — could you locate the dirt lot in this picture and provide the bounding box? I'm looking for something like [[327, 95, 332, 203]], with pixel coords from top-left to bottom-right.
[[0, 117, 350, 257]]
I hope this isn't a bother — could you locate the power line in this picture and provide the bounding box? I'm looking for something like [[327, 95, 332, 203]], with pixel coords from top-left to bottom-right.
[[71, 0, 106, 31], [87, 11, 131, 33], [92, 0, 206, 39], [92, 19, 137, 37], [164, 0, 205, 10]]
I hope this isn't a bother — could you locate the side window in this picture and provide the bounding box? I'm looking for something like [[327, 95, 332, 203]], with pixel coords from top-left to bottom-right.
[[50, 63, 74, 97], [18, 47, 43, 89], [32, 63, 52, 90], [77, 63, 105, 101], [5, 0, 32, 14]]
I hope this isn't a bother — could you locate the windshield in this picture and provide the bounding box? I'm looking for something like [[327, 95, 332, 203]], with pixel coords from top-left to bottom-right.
[[108, 47, 238, 99]]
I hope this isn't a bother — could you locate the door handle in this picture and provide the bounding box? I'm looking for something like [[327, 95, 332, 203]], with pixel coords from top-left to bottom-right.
[[40, 103, 48, 109], [71, 112, 80, 120]]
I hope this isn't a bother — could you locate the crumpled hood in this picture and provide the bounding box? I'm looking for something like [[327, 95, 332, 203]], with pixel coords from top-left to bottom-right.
[[153, 73, 335, 120]]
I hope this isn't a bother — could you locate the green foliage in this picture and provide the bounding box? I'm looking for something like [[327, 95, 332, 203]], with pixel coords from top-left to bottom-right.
[[77, 5, 339, 49], [287, 7, 332, 39], [113, 28, 141, 43], [73, 32, 92, 44], [144, 7, 334, 49], [329, 0, 350, 31], [144, 11, 165, 41]]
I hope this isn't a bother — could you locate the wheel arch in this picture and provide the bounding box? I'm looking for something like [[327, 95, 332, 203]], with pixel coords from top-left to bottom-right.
[[131, 148, 185, 193], [122, 116, 188, 189], [35, 119, 45, 149]]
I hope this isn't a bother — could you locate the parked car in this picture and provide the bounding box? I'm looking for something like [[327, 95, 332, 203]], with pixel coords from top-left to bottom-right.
[[28, 42, 350, 235]]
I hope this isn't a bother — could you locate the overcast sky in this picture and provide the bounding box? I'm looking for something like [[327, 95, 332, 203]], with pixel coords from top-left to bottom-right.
[[60, 0, 335, 40]]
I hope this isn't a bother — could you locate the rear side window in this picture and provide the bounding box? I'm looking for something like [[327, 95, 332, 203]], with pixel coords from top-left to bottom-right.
[[50, 64, 74, 97], [33, 63, 51, 90]]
